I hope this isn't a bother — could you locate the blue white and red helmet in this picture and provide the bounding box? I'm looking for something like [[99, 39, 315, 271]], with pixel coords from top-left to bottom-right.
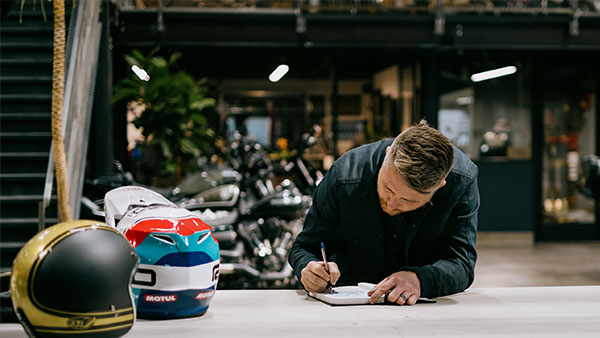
[[104, 186, 220, 319]]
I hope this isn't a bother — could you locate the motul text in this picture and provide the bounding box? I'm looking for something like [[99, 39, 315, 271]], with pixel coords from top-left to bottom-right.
[[144, 294, 177, 302]]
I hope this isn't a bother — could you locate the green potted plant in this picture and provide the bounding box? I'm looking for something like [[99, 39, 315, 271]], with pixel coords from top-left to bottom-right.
[[113, 48, 215, 184]]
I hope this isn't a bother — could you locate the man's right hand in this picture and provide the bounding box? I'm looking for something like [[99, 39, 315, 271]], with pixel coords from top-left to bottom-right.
[[300, 261, 341, 293]]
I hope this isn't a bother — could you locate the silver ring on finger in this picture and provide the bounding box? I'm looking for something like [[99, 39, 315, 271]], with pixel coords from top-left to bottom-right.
[[400, 293, 408, 302]]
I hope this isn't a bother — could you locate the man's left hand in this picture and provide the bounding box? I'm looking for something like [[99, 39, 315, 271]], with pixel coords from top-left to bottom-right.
[[367, 271, 421, 305]]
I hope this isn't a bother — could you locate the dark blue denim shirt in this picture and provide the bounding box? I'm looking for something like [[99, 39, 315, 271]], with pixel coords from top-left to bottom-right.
[[288, 139, 480, 298]]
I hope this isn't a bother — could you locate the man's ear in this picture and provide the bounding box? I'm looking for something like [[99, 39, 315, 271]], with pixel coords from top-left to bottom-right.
[[439, 180, 447, 189], [385, 146, 390, 154]]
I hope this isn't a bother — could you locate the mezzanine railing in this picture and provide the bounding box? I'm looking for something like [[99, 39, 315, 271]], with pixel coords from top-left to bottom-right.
[[115, 0, 600, 15]]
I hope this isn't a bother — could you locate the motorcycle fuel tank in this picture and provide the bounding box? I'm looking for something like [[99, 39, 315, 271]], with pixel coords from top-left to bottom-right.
[[247, 189, 308, 221]]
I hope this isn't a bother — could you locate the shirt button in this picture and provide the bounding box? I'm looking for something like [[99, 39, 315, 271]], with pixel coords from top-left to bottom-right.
[[393, 234, 398, 239], [412, 224, 416, 228]]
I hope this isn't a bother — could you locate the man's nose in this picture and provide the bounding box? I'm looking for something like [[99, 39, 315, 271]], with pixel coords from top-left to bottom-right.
[[387, 198, 400, 211]]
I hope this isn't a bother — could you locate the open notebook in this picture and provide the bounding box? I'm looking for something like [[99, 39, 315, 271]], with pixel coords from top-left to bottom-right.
[[309, 282, 436, 306]]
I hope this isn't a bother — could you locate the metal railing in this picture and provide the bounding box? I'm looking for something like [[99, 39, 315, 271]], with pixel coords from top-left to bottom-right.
[[114, 0, 600, 15]]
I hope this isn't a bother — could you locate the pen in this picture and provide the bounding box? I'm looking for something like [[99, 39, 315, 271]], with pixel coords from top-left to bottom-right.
[[320, 242, 335, 293], [320, 242, 329, 274]]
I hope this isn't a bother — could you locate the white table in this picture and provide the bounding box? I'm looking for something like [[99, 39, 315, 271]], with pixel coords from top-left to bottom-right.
[[2, 286, 599, 337]]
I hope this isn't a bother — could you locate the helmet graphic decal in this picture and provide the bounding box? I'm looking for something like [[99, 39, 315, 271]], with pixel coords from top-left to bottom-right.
[[104, 186, 220, 319], [123, 217, 216, 249]]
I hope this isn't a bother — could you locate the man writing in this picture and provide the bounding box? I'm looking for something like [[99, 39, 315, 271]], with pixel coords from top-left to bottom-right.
[[288, 120, 479, 305]]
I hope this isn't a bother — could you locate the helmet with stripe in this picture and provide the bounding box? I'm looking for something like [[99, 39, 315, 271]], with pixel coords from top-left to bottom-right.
[[104, 186, 220, 319], [10, 220, 138, 338]]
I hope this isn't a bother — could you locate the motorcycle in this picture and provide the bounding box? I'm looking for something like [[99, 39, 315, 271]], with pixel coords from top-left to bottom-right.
[[170, 125, 324, 206], [179, 135, 316, 289], [170, 128, 329, 288], [580, 154, 600, 200]]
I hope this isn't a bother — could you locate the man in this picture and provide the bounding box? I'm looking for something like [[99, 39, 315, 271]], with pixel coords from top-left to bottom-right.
[[288, 120, 479, 305]]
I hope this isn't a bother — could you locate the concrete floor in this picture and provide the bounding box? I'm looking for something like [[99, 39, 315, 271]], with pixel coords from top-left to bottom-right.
[[473, 232, 600, 287]]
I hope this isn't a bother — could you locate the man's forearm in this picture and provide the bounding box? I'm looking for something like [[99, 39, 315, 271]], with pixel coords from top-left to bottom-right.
[[288, 242, 320, 282], [402, 258, 474, 298]]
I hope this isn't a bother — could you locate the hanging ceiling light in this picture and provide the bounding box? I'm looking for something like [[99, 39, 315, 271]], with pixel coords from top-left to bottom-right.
[[471, 66, 516, 82], [269, 64, 289, 82]]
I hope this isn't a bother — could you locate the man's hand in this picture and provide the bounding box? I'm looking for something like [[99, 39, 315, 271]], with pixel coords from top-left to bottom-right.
[[367, 271, 421, 305], [300, 261, 340, 293]]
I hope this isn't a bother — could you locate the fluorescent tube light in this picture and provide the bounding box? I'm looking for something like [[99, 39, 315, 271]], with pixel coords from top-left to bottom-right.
[[471, 66, 516, 82], [132, 65, 150, 81], [456, 96, 474, 105], [269, 64, 289, 82]]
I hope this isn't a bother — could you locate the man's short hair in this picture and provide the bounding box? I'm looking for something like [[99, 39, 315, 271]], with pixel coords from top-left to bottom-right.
[[385, 120, 454, 194]]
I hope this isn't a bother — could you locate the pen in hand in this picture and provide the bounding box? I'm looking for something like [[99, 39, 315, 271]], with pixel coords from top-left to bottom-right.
[[320, 242, 336, 294]]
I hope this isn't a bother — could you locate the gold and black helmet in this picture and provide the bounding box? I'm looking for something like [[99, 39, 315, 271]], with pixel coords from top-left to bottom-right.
[[10, 220, 139, 338]]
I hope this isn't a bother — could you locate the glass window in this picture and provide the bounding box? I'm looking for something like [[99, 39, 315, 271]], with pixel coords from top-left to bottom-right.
[[439, 87, 474, 156], [542, 69, 596, 225], [439, 60, 532, 161]]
